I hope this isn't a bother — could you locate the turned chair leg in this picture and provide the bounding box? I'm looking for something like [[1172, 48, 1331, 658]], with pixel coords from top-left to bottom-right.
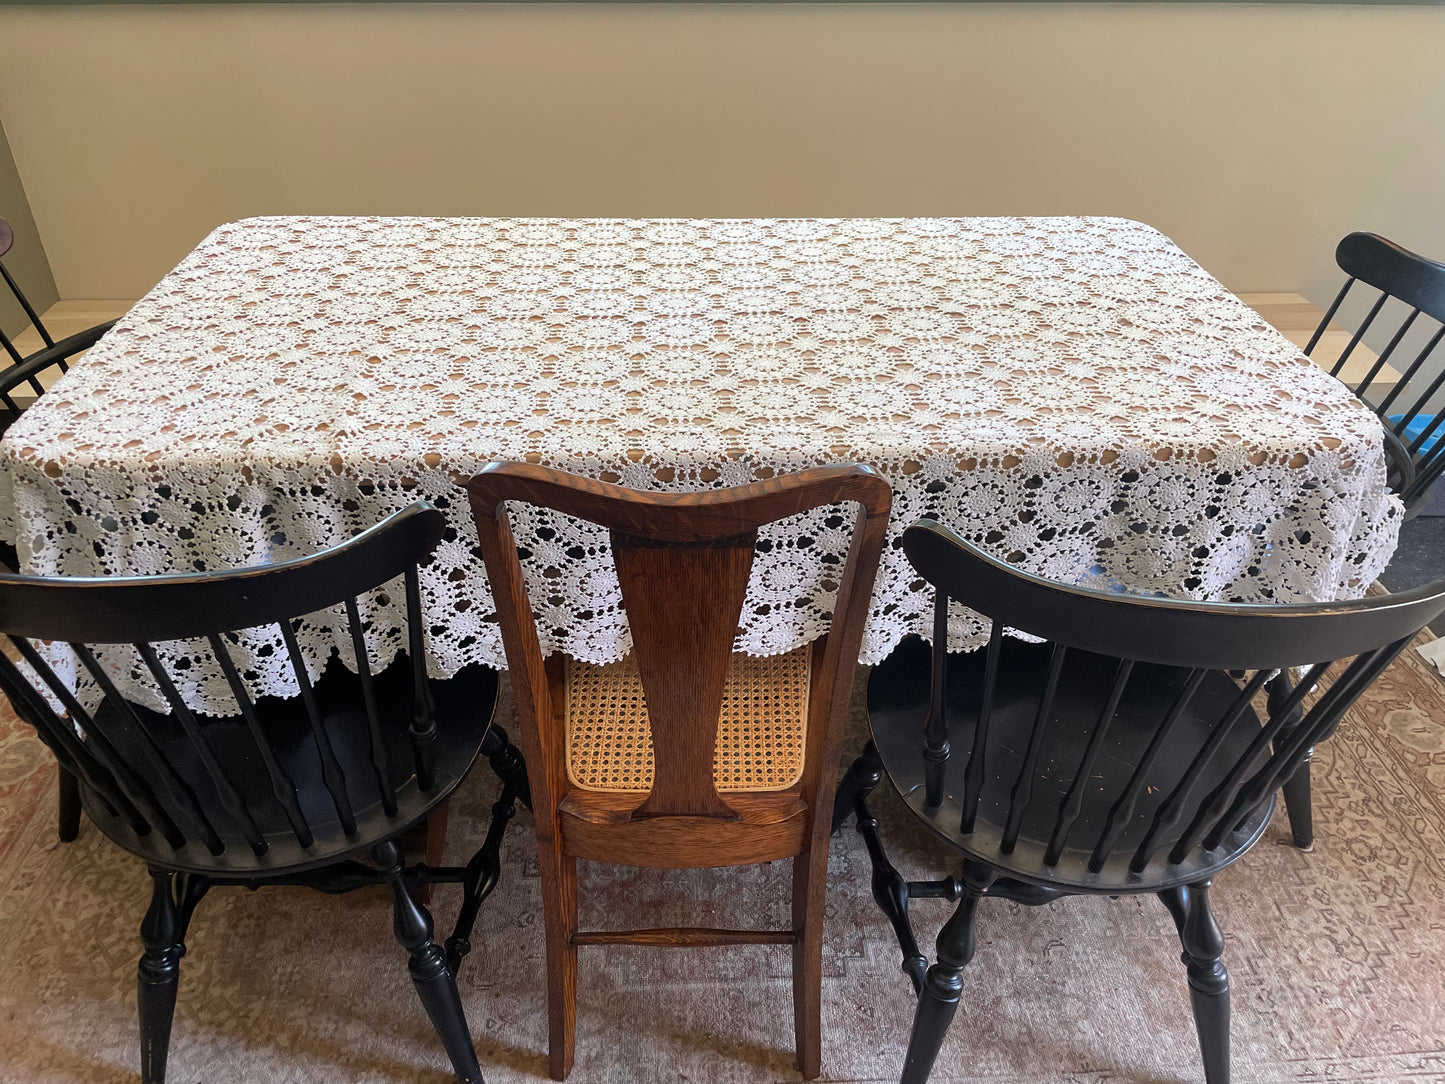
[[832, 740, 883, 835], [373, 840, 484, 1084], [57, 765, 82, 843], [1159, 880, 1231, 1084], [446, 731, 526, 976], [137, 870, 208, 1084], [899, 863, 994, 1084], [854, 777, 928, 993]]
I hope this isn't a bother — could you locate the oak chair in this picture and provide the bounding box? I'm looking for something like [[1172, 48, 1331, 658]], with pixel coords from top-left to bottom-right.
[[467, 462, 891, 1080], [836, 517, 1445, 1084], [0, 503, 529, 1084]]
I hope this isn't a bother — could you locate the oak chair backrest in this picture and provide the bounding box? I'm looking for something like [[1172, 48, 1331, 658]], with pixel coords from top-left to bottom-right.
[[467, 462, 892, 825]]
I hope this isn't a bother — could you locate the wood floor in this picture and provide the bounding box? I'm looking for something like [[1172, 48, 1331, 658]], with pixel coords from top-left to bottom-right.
[[8, 294, 1399, 392]]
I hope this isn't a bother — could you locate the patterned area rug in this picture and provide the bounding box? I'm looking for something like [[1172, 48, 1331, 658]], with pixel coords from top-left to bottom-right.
[[1, 644, 1443, 1084]]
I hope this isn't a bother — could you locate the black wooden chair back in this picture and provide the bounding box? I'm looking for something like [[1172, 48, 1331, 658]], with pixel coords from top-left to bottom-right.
[[900, 517, 1445, 887], [1307, 231, 1445, 512], [0, 502, 454, 873], [0, 216, 118, 421]]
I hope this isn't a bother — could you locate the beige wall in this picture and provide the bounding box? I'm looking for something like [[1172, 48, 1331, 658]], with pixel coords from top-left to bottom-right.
[[0, 117, 58, 337], [1, 3, 1442, 307]]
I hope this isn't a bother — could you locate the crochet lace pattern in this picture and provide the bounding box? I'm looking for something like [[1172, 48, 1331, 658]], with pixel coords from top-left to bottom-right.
[[0, 216, 1400, 713]]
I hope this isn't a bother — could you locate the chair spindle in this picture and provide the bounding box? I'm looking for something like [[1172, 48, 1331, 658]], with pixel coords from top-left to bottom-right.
[[135, 642, 268, 855], [11, 637, 178, 842], [72, 642, 224, 854], [0, 646, 143, 831], [278, 621, 357, 835], [1043, 658, 1134, 866], [346, 596, 398, 815], [1000, 642, 1067, 854], [1307, 277, 1354, 358], [922, 591, 950, 809], [1128, 668, 1272, 873], [208, 632, 315, 848], [1209, 642, 1408, 847], [404, 566, 437, 791], [960, 622, 1002, 835], [1350, 306, 1419, 398], [1086, 668, 1207, 873], [1169, 661, 1328, 862], [1329, 290, 1389, 377], [0, 260, 53, 349]]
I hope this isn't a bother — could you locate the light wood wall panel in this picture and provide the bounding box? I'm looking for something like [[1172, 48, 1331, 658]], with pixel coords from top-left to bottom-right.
[[0, 3, 1442, 305]]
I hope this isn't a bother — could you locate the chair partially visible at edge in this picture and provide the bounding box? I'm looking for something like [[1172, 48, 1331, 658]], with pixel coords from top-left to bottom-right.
[[0, 502, 529, 1084], [467, 462, 891, 1080], [0, 216, 118, 443], [836, 516, 1445, 1084], [1307, 230, 1445, 516], [1, 216, 126, 837], [1271, 231, 1445, 854]]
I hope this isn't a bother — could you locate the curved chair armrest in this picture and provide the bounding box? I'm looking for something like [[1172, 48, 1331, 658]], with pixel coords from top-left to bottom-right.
[[0, 319, 118, 396], [1381, 425, 1418, 500]]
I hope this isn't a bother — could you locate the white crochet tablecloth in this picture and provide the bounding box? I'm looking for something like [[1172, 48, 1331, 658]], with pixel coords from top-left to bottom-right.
[[0, 216, 1402, 713]]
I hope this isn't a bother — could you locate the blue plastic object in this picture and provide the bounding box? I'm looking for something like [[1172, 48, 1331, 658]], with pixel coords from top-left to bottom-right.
[[1388, 413, 1443, 454]]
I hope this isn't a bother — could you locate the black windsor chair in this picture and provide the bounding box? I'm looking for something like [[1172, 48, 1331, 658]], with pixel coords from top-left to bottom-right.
[[0, 216, 118, 441], [0, 502, 529, 1084], [1266, 231, 1445, 853], [1306, 231, 1445, 515], [1, 216, 125, 836], [834, 517, 1445, 1084]]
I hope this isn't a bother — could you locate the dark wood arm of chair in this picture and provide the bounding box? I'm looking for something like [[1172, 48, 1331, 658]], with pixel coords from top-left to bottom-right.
[[0, 319, 118, 396]]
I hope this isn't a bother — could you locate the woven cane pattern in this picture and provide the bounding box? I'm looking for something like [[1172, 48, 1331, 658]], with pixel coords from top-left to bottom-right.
[[566, 648, 811, 793]]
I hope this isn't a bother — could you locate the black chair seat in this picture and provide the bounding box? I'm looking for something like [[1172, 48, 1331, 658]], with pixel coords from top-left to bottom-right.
[[84, 656, 499, 877], [868, 636, 1272, 894]]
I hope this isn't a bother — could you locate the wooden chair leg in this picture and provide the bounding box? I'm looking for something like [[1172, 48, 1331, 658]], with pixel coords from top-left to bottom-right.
[[1161, 880, 1231, 1084], [541, 851, 579, 1081], [373, 840, 483, 1084], [791, 850, 826, 1080], [57, 764, 82, 843], [1267, 671, 1314, 850], [137, 871, 182, 1084], [899, 864, 993, 1084], [831, 740, 883, 835], [1281, 760, 1315, 850]]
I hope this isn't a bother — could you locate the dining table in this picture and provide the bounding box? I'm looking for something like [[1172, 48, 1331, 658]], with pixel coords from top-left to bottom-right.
[[0, 215, 1402, 714]]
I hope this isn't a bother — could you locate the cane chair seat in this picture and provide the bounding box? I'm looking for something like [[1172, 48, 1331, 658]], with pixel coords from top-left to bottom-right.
[[565, 647, 811, 794]]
